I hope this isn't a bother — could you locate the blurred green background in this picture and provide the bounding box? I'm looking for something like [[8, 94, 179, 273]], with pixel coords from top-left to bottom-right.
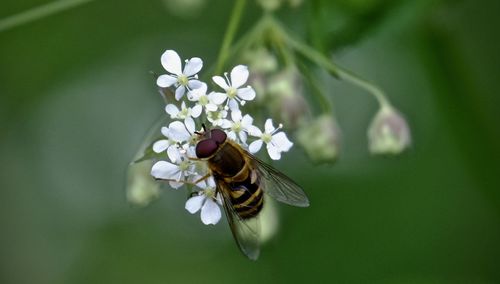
[[1, 0, 500, 283]]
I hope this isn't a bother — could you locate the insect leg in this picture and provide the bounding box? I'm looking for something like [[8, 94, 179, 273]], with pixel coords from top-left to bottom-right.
[[193, 173, 211, 184], [154, 178, 199, 187]]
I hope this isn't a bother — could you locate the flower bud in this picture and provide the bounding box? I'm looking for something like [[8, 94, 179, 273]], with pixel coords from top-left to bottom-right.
[[256, 0, 282, 11], [367, 105, 411, 155], [162, 0, 206, 18], [267, 68, 309, 129], [287, 0, 303, 8], [127, 161, 160, 206], [243, 48, 278, 74], [296, 114, 341, 163]]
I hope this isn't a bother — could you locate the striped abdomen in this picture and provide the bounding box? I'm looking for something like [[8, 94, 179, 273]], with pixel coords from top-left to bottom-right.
[[228, 176, 264, 220], [207, 140, 264, 219]]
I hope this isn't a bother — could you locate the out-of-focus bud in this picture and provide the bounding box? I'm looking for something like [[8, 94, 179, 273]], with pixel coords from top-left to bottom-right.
[[127, 161, 160, 206], [162, 0, 206, 18], [296, 114, 341, 163], [287, 0, 303, 8], [243, 48, 278, 74], [256, 0, 282, 11], [367, 105, 411, 155], [267, 68, 309, 129], [243, 48, 278, 103]]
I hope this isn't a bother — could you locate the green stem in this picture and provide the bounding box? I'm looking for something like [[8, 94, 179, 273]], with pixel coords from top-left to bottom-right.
[[0, 0, 95, 32], [269, 17, 391, 107], [214, 0, 247, 75], [335, 67, 391, 107], [297, 61, 332, 114]]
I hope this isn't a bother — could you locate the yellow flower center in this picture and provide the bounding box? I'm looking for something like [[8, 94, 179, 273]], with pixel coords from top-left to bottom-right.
[[177, 75, 188, 86], [227, 87, 237, 99], [232, 121, 242, 133], [262, 133, 272, 143], [199, 95, 208, 105]]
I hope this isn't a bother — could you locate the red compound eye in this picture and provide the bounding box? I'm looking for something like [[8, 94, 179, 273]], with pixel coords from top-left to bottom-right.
[[196, 139, 218, 158], [210, 129, 227, 144]]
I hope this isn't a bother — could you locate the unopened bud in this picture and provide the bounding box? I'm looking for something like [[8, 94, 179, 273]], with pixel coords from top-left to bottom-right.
[[268, 68, 308, 129], [162, 0, 206, 18], [127, 161, 160, 206], [296, 114, 341, 163], [243, 47, 278, 74], [368, 105, 411, 155], [256, 0, 282, 11], [287, 0, 303, 8]]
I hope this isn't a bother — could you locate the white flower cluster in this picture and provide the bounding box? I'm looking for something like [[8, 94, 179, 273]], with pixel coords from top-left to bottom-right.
[[150, 50, 293, 225]]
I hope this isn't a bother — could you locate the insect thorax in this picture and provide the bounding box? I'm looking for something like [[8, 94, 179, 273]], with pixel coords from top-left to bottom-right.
[[209, 142, 246, 178]]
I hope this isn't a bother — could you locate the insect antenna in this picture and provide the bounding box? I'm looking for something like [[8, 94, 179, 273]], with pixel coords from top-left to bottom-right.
[[194, 123, 207, 136]]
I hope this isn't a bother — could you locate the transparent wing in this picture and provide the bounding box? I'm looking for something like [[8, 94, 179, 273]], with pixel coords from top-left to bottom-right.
[[248, 153, 310, 207], [216, 180, 261, 260]]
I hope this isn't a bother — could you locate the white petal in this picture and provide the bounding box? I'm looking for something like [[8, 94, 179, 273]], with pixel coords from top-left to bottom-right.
[[185, 145, 197, 158], [249, 139, 263, 154], [207, 176, 216, 188], [194, 179, 207, 189], [183, 57, 203, 76], [208, 92, 227, 105], [219, 119, 232, 129], [161, 50, 182, 75], [184, 117, 195, 134], [191, 104, 202, 118], [264, 119, 275, 134], [272, 132, 293, 152], [205, 103, 218, 112], [167, 146, 180, 163], [156, 74, 177, 88], [212, 76, 229, 90], [231, 109, 242, 122], [168, 121, 190, 142], [187, 91, 199, 101], [152, 140, 169, 153], [188, 83, 207, 100], [175, 86, 186, 100], [267, 145, 282, 160], [188, 79, 203, 90], [247, 125, 262, 137], [151, 161, 179, 179], [169, 181, 183, 189], [239, 131, 247, 144], [237, 87, 256, 101], [227, 131, 237, 141], [160, 126, 170, 137], [201, 199, 222, 225], [185, 195, 205, 214], [165, 104, 179, 117], [241, 114, 253, 127], [228, 99, 239, 110], [230, 65, 249, 88]]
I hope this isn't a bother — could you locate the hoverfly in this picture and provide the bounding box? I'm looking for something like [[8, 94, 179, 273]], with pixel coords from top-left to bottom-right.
[[188, 126, 309, 260]]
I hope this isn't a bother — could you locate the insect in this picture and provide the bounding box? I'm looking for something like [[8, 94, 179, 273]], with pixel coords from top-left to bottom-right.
[[192, 127, 309, 260]]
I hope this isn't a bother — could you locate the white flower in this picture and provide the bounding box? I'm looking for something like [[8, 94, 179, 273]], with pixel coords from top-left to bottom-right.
[[249, 119, 293, 160], [187, 83, 219, 112], [151, 145, 197, 189], [185, 177, 222, 225], [153, 118, 197, 155], [206, 109, 230, 128], [221, 110, 257, 145], [165, 101, 202, 121], [156, 50, 203, 100], [211, 65, 256, 110]]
